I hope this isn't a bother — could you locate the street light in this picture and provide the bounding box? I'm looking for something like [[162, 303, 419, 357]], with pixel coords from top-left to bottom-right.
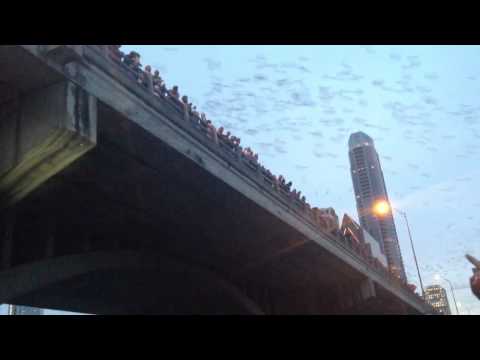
[[372, 200, 425, 297], [434, 274, 460, 315]]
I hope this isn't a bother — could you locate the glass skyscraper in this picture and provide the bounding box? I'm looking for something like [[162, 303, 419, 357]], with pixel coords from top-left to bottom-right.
[[348, 131, 407, 281]]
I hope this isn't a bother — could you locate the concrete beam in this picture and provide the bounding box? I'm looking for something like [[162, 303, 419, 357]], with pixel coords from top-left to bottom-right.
[[0, 80, 97, 209], [41, 45, 84, 65]]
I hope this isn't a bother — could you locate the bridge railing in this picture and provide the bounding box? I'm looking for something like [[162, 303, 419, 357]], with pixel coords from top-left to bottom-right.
[[84, 45, 428, 308]]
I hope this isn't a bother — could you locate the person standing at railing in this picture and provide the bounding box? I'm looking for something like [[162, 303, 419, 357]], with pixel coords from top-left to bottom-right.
[[232, 137, 241, 152], [152, 70, 160, 89], [153, 71, 166, 97], [273, 175, 280, 191], [291, 189, 297, 199], [206, 120, 218, 144], [123, 51, 141, 71], [109, 45, 124, 62], [143, 65, 154, 92], [225, 131, 231, 143], [285, 180, 291, 191], [199, 112, 208, 127], [217, 127, 225, 140], [181, 96, 190, 121], [199, 112, 208, 126], [123, 51, 142, 82], [169, 86, 180, 100], [192, 106, 200, 119]]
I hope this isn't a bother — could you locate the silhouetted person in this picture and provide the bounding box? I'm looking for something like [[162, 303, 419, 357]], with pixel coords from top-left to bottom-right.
[[206, 120, 218, 144], [242, 147, 253, 159], [124, 51, 142, 74], [153, 70, 160, 83], [143, 65, 153, 90], [192, 106, 200, 118], [273, 175, 279, 189], [181, 96, 190, 120], [153, 71, 168, 97], [109, 45, 124, 62], [232, 137, 241, 150], [169, 86, 180, 99]]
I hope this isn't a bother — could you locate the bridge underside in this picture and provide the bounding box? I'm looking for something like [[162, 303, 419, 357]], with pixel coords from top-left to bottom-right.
[[0, 45, 424, 314], [0, 105, 415, 314]]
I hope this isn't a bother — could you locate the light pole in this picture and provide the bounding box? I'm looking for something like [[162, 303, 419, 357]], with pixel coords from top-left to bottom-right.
[[372, 200, 425, 297], [435, 274, 460, 315], [394, 208, 425, 298]]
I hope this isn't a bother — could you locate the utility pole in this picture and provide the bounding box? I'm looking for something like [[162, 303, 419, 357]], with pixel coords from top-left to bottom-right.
[[396, 209, 425, 297]]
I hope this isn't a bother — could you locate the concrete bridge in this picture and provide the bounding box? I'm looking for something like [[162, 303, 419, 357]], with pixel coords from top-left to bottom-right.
[[0, 45, 434, 314]]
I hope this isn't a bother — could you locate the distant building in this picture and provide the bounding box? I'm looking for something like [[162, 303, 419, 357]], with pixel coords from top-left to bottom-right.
[[424, 285, 451, 315], [340, 214, 388, 267], [348, 131, 407, 281], [8, 305, 43, 315]]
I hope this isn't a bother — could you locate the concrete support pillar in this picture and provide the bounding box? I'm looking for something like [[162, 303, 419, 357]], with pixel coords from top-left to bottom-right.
[[0, 80, 97, 210]]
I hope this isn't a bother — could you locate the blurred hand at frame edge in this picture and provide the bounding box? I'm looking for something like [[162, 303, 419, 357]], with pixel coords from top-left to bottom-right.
[[466, 254, 480, 300]]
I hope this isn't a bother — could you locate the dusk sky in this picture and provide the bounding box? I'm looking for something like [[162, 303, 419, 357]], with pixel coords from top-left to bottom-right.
[[2, 45, 479, 315]]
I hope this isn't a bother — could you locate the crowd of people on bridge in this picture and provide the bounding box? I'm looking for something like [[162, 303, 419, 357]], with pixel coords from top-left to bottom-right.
[[99, 45, 429, 297], [106, 46, 314, 207]]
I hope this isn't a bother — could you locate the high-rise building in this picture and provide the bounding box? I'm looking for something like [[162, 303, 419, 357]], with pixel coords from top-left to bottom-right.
[[8, 305, 44, 315], [348, 131, 407, 281], [424, 285, 451, 315]]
